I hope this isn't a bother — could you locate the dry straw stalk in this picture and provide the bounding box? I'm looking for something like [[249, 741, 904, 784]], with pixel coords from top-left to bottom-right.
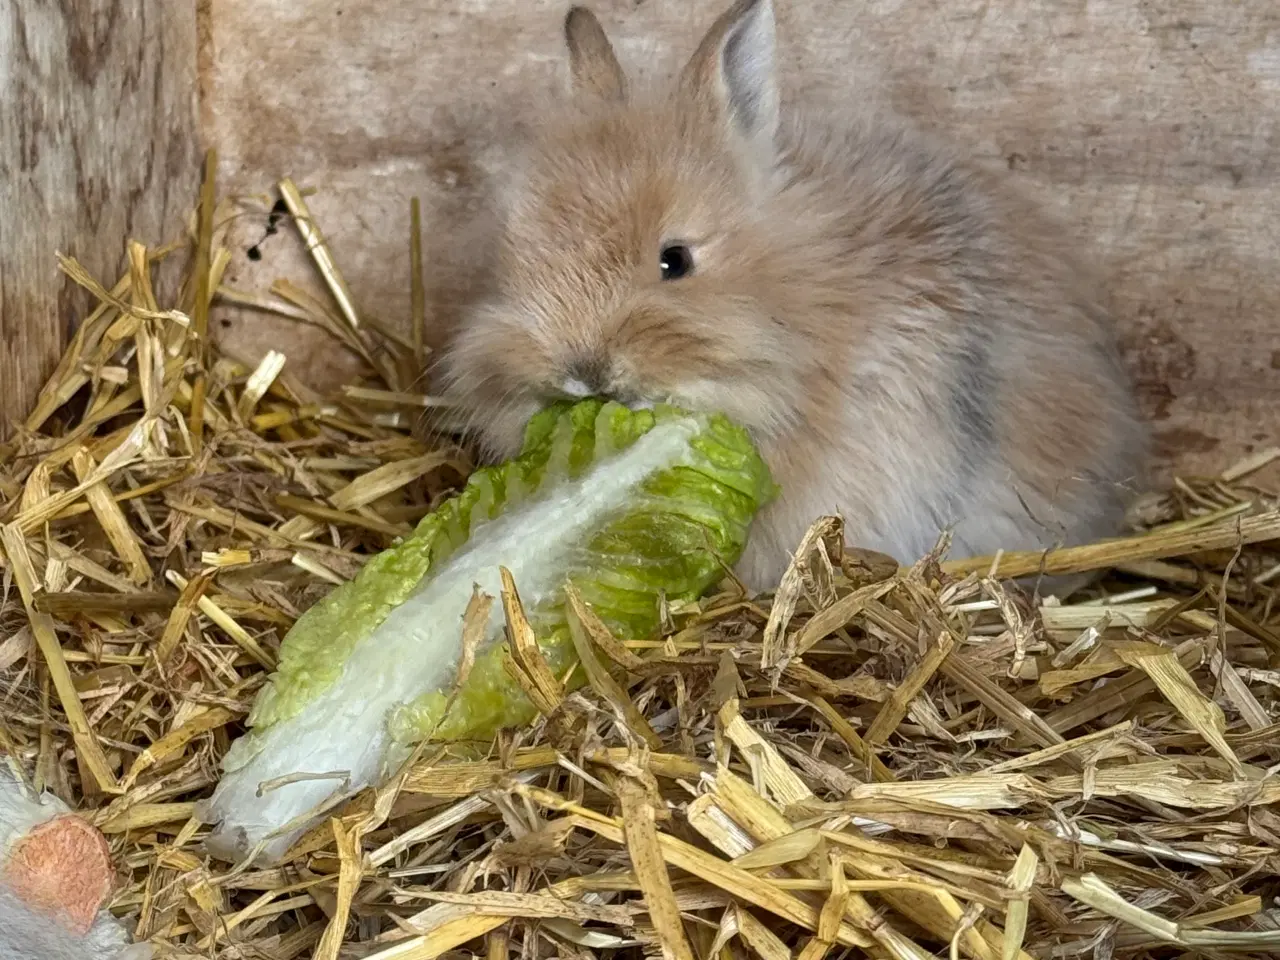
[[1, 153, 1277, 958]]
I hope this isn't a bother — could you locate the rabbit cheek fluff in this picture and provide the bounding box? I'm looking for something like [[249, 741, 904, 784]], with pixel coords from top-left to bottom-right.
[[438, 0, 1147, 596]]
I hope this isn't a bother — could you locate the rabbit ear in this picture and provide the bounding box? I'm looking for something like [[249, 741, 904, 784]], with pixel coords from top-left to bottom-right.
[[564, 7, 628, 102], [679, 0, 779, 167]]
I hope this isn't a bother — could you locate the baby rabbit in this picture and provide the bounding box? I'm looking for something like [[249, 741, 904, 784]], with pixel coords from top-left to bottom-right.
[[438, 0, 1147, 594]]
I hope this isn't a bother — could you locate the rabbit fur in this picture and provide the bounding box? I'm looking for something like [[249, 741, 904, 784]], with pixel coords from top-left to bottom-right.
[[437, 0, 1147, 594]]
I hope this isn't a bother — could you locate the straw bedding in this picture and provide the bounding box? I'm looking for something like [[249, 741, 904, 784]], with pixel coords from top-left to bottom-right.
[[1, 156, 1278, 959]]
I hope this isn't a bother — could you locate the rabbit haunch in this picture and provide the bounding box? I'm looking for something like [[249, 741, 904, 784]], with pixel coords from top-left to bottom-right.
[[438, 0, 1147, 592]]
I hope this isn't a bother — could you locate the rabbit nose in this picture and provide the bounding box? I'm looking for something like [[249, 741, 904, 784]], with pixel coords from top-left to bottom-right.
[[561, 356, 608, 398]]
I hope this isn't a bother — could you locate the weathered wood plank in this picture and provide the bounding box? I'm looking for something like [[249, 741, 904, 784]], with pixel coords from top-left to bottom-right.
[[202, 0, 1280, 479], [0, 1, 201, 436]]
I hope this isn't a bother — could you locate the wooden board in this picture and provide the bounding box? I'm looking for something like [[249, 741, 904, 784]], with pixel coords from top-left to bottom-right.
[[1, 2, 1273, 475], [201, 0, 1280, 480], [0, 0, 202, 437]]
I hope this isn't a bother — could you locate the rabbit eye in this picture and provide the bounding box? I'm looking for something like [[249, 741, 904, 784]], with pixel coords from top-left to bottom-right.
[[659, 244, 693, 281]]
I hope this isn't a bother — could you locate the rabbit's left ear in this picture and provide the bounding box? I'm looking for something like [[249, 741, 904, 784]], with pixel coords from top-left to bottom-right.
[[564, 7, 628, 102], [678, 0, 779, 167]]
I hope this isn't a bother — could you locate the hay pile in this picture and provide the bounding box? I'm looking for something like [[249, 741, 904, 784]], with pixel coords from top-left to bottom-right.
[[1, 156, 1279, 959]]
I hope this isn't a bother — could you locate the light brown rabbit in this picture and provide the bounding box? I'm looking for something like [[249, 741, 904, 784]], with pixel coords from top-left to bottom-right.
[[437, 0, 1148, 595]]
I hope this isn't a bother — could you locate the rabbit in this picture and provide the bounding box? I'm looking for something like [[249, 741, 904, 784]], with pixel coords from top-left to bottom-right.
[[436, 0, 1148, 597]]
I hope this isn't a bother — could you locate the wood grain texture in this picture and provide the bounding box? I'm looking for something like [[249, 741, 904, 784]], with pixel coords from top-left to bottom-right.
[[201, 0, 1276, 476], [0, 1, 201, 435]]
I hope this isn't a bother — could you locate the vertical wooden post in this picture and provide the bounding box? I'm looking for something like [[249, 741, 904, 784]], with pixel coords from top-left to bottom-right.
[[0, 1, 201, 436]]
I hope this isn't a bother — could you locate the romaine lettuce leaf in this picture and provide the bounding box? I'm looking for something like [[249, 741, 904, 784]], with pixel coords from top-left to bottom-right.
[[200, 400, 774, 862]]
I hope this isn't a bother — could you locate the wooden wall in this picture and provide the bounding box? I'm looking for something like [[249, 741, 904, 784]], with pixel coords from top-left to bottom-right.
[[203, 0, 1280, 480], [0, 1, 202, 438], [3, 1, 1277, 479]]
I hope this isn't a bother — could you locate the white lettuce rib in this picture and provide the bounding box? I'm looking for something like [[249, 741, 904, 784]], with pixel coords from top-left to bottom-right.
[[201, 417, 700, 863]]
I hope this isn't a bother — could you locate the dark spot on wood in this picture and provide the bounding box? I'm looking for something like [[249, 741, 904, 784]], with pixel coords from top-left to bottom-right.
[[58, 277, 85, 344], [426, 136, 478, 191], [1217, 164, 1244, 187], [1154, 427, 1220, 457], [1136, 381, 1177, 421], [1118, 309, 1197, 422], [63, 0, 123, 85], [1270, 349, 1280, 370]]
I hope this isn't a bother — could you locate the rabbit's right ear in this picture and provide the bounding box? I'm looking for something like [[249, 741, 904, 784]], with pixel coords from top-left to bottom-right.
[[678, 0, 779, 174], [564, 7, 628, 102]]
